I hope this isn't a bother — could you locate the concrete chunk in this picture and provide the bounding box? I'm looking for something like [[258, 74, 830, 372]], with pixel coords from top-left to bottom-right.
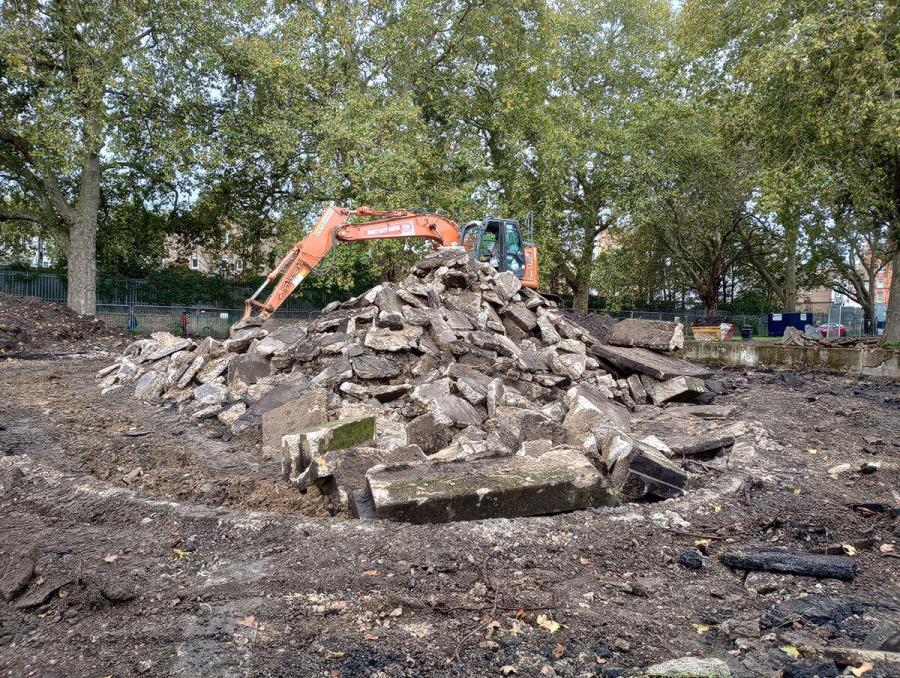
[[563, 384, 631, 443], [591, 343, 712, 380], [607, 319, 685, 352], [282, 416, 376, 485], [611, 442, 688, 500], [366, 447, 616, 523], [363, 325, 423, 352], [651, 375, 706, 406]]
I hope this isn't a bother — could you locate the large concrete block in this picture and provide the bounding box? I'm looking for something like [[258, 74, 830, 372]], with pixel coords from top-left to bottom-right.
[[650, 375, 706, 406], [366, 447, 616, 523], [606, 319, 685, 352], [282, 416, 376, 485]]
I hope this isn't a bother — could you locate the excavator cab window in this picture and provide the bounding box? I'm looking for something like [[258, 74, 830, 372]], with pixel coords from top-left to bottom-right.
[[479, 222, 501, 267], [461, 222, 480, 256], [503, 221, 526, 277]]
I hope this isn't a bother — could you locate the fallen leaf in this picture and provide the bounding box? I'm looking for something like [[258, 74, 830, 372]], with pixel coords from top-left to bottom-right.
[[325, 650, 345, 659], [692, 623, 710, 635], [238, 615, 257, 628], [509, 620, 526, 636], [362, 570, 379, 577], [172, 548, 190, 559], [712, 504, 721, 513], [807, 447, 817, 454], [842, 544, 858, 556], [849, 661, 874, 676], [500, 666, 517, 676], [579, 555, 590, 565], [389, 606, 403, 617], [536, 614, 561, 633], [552, 643, 566, 658], [792, 488, 802, 494], [540, 666, 554, 675], [103, 553, 118, 563], [880, 543, 895, 554], [363, 633, 379, 641], [780, 645, 800, 659]]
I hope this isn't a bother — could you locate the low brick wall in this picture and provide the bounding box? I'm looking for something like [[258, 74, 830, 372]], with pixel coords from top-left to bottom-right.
[[682, 341, 900, 379]]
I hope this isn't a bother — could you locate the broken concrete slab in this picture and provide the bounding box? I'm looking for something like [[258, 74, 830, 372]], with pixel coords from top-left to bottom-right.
[[651, 375, 706, 406], [193, 382, 229, 406], [430, 395, 484, 428], [282, 416, 376, 486], [227, 352, 271, 386], [591, 343, 713, 380], [563, 384, 631, 443], [366, 447, 616, 523], [654, 430, 735, 456], [626, 374, 648, 404], [405, 412, 455, 454], [350, 353, 401, 380], [133, 371, 165, 400], [261, 388, 328, 457], [608, 441, 688, 500], [363, 324, 423, 352], [291, 444, 427, 494], [606, 318, 685, 352], [375, 284, 405, 329]]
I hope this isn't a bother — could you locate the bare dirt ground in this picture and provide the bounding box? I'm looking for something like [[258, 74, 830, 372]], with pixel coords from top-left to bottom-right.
[[1, 344, 899, 676]]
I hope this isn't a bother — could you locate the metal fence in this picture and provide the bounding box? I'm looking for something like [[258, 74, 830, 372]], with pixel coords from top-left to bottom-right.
[[96, 304, 320, 339], [4, 266, 883, 341], [567, 305, 882, 339], [0, 267, 331, 312], [1, 267, 326, 339]]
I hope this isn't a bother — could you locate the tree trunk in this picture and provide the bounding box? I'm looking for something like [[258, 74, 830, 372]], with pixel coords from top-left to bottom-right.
[[572, 278, 590, 313], [66, 216, 97, 315], [884, 253, 900, 341], [783, 228, 798, 312], [65, 147, 101, 315]]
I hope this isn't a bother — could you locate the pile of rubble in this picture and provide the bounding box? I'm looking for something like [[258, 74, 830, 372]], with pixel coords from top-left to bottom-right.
[[98, 247, 742, 523], [781, 326, 886, 349]]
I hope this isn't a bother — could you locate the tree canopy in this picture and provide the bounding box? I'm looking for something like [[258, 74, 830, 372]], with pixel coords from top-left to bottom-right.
[[1, 0, 897, 337]]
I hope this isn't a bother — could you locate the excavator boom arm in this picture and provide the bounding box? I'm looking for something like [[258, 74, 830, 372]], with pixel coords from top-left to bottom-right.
[[244, 206, 461, 319]]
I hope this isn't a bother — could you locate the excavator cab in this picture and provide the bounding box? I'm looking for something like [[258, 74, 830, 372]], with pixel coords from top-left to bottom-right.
[[460, 217, 538, 288]]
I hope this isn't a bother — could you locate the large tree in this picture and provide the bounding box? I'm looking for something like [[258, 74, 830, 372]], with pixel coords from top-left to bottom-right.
[[679, 0, 900, 337], [0, 0, 234, 313]]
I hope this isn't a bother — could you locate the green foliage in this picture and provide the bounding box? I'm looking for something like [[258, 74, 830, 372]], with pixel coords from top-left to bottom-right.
[[1, 0, 896, 325]]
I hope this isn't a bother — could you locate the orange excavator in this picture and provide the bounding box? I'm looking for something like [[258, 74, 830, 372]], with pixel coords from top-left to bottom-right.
[[242, 205, 539, 319]]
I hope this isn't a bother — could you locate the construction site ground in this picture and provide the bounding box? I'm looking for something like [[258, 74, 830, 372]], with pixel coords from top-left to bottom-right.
[[1, 342, 899, 676]]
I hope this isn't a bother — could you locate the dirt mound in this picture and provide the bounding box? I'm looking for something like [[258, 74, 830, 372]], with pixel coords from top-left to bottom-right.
[[0, 292, 124, 356]]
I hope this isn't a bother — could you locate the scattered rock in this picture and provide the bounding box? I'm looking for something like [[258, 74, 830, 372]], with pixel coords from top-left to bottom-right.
[[645, 656, 732, 677], [677, 548, 703, 570]]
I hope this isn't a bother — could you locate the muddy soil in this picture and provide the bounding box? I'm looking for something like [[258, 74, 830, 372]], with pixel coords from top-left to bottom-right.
[[1, 353, 898, 677], [0, 293, 127, 356]]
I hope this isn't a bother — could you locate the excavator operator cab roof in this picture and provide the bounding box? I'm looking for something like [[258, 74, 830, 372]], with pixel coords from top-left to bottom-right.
[[460, 218, 528, 279]]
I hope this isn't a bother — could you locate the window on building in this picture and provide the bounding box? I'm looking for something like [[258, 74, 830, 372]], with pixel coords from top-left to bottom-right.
[[220, 258, 229, 269], [876, 291, 884, 304], [189, 254, 200, 270], [222, 232, 230, 245], [236, 258, 245, 271]]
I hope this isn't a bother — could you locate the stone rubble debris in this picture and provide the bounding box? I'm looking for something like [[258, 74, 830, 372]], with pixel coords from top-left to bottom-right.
[[99, 246, 746, 523]]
